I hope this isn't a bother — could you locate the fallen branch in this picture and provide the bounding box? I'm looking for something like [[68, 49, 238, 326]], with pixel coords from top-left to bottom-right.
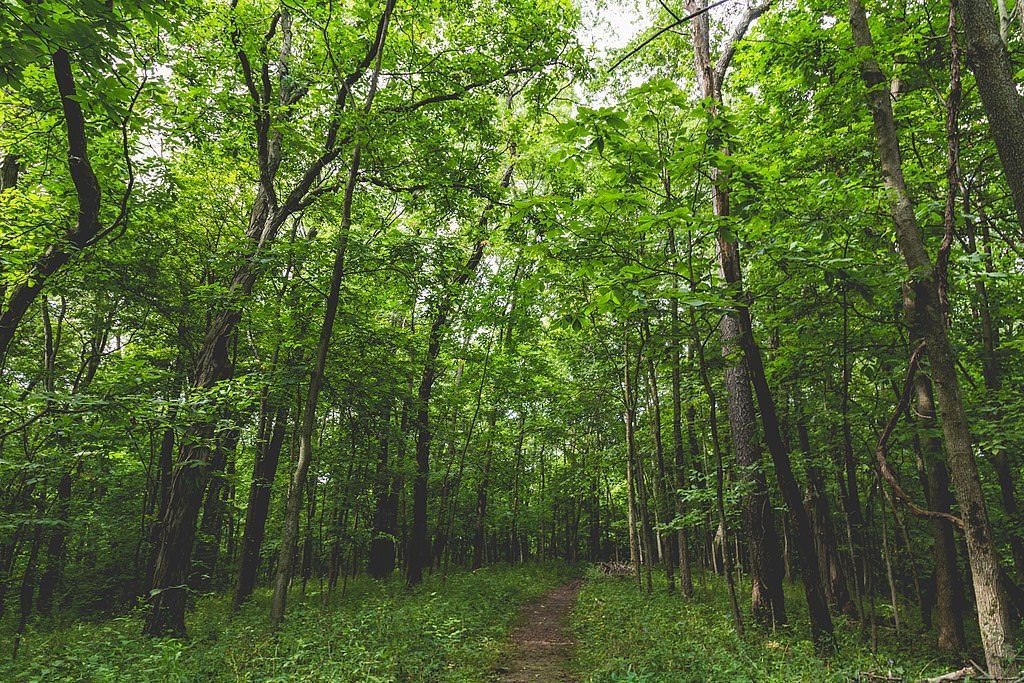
[[875, 341, 965, 530], [920, 666, 976, 683]]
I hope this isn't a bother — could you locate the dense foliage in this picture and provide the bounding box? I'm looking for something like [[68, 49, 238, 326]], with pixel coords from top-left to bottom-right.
[[1, 0, 1023, 678]]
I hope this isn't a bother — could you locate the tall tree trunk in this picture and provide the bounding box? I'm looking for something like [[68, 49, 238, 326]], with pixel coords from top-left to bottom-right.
[[407, 241, 489, 585], [145, 24, 295, 636], [848, 0, 1015, 672], [270, 138, 368, 625], [624, 334, 654, 593], [406, 163, 512, 586], [904, 287, 968, 653], [799, 424, 855, 617], [472, 408, 499, 570], [838, 286, 866, 604], [691, 309, 743, 633], [193, 423, 240, 588], [962, 193, 1024, 581], [643, 319, 677, 593], [232, 404, 287, 608], [368, 401, 397, 579], [36, 471, 73, 615], [686, 0, 789, 629], [12, 519, 43, 660], [0, 50, 105, 366], [958, 0, 1024, 230], [667, 225, 694, 597]]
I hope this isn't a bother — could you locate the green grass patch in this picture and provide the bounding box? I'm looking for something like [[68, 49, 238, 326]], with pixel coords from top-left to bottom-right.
[[3, 562, 577, 682], [571, 570, 968, 682]]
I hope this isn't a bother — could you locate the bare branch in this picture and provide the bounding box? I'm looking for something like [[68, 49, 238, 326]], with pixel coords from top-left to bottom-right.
[[608, 0, 732, 73], [713, 1, 772, 87]]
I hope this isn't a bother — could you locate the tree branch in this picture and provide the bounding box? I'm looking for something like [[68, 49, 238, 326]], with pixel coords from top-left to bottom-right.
[[713, 1, 772, 87], [875, 341, 965, 530], [608, 0, 732, 72]]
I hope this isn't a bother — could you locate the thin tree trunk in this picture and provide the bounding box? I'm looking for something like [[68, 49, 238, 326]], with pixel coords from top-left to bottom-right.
[[691, 309, 742, 633], [146, 9, 303, 634], [368, 401, 397, 579], [0, 50, 105, 366], [643, 319, 677, 593], [799, 424, 855, 617], [904, 287, 968, 653], [407, 163, 513, 586], [270, 136, 369, 625], [685, 0, 789, 628], [667, 225, 694, 597]]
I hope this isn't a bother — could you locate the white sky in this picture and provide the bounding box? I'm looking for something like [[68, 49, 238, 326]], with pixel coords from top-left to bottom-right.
[[577, 0, 652, 55]]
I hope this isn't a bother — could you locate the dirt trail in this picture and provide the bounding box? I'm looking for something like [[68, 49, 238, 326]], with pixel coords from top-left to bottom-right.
[[495, 580, 581, 682]]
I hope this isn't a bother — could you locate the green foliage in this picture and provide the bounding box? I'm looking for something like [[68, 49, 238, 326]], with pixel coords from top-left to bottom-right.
[[4, 563, 574, 682], [572, 574, 958, 682]]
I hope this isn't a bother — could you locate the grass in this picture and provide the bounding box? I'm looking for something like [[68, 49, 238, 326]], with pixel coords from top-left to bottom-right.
[[2, 562, 577, 682], [570, 569, 974, 682]]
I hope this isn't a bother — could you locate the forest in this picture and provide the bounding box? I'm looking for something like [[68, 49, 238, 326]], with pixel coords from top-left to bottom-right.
[[1, 0, 1023, 680]]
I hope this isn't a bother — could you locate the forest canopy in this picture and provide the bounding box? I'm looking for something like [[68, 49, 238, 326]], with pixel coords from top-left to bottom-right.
[[1, 0, 1023, 680]]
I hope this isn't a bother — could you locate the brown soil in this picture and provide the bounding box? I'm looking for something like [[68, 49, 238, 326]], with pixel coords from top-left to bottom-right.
[[494, 580, 582, 682]]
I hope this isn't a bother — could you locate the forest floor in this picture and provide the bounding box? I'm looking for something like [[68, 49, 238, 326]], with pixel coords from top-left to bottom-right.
[[1, 564, 988, 682], [572, 571, 982, 682], [495, 579, 581, 682]]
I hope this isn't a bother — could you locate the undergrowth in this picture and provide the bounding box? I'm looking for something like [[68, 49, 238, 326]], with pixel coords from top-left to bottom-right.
[[571, 569, 976, 682], [2, 562, 575, 682]]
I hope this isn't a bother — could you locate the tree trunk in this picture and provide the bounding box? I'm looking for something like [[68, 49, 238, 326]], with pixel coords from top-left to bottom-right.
[[407, 242, 488, 586], [368, 401, 397, 579], [0, 50, 104, 366], [193, 423, 240, 588], [958, 0, 1024, 230], [691, 309, 743, 633], [848, 0, 1015, 672], [232, 404, 287, 608], [270, 140, 366, 625], [686, 0, 788, 628], [472, 408, 499, 570], [36, 471, 72, 615], [799, 425, 855, 617], [668, 225, 694, 597], [406, 163, 511, 585], [904, 287, 968, 653], [624, 334, 654, 593], [643, 320, 677, 593]]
